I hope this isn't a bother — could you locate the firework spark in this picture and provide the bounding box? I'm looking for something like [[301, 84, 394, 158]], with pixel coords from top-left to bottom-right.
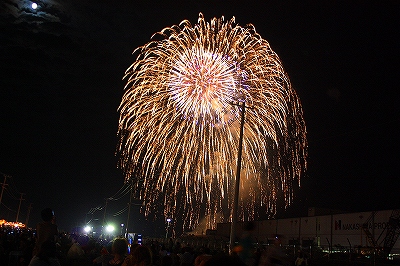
[[117, 13, 307, 230]]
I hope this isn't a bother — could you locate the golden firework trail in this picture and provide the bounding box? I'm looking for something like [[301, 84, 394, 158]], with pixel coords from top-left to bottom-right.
[[117, 13, 307, 230]]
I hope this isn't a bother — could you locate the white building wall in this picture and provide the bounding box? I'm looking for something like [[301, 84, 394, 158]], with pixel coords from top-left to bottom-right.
[[215, 209, 399, 251], [330, 210, 392, 248], [299, 217, 320, 245], [257, 219, 278, 242]]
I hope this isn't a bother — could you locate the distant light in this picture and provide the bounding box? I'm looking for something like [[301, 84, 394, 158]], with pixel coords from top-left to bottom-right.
[[31, 3, 38, 9], [106, 224, 115, 233], [84, 226, 92, 233], [166, 218, 172, 222]]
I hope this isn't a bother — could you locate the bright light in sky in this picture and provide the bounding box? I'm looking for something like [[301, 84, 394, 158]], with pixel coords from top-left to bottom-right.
[[84, 226, 91, 233], [31, 3, 38, 10]]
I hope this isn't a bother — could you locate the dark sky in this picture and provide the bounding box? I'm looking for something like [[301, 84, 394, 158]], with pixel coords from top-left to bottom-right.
[[0, 0, 399, 236]]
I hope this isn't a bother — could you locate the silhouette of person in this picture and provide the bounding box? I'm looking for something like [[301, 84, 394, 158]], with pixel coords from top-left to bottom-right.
[[93, 244, 114, 266], [107, 238, 128, 266], [123, 245, 152, 266], [295, 251, 307, 266], [259, 236, 289, 266], [28, 240, 61, 266], [235, 221, 256, 265], [32, 208, 58, 257]]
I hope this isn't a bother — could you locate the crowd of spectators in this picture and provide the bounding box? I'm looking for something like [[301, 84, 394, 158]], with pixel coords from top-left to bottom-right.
[[0, 210, 294, 266], [0, 225, 246, 266], [0, 224, 276, 266]]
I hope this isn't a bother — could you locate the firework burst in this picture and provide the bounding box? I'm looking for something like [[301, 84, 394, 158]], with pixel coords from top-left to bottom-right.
[[117, 13, 307, 230]]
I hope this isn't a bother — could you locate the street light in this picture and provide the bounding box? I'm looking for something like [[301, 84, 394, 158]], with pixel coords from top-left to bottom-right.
[[165, 218, 172, 239], [106, 224, 114, 232], [106, 224, 115, 234], [120, 223, 125, 236], [84, 225, 92, 234]]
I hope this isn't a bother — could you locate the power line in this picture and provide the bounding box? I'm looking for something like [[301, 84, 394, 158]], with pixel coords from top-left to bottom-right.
[[4, 187, 20, 200], [8, 176, 22, 197], [1, 202, 17, 213], [107, 182, 132, 201], [113, 206, 128, 217], [87, 182, 132, 215]]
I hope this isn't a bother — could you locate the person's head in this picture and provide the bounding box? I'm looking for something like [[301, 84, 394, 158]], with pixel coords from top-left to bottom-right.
[[41, 208, 54, 222], [70, 234, 78, 243], [112, 237, 128, 256], [130, 245, 152, 266]]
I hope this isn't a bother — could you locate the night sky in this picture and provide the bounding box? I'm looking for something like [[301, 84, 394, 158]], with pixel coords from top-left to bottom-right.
[[0, 0, 399, 236]]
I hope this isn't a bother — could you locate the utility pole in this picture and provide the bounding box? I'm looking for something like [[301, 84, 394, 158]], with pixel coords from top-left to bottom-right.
[[229, 101, 246, 252], [16, 193, 25, 223], [0, 174, 9, 208], [125, 179, 134, 238], [103, 198, 108, 225], [25, 203, 33, 226]]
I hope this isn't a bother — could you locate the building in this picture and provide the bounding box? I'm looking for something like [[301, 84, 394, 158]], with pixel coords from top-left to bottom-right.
[[215, 208, 400, 257]]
